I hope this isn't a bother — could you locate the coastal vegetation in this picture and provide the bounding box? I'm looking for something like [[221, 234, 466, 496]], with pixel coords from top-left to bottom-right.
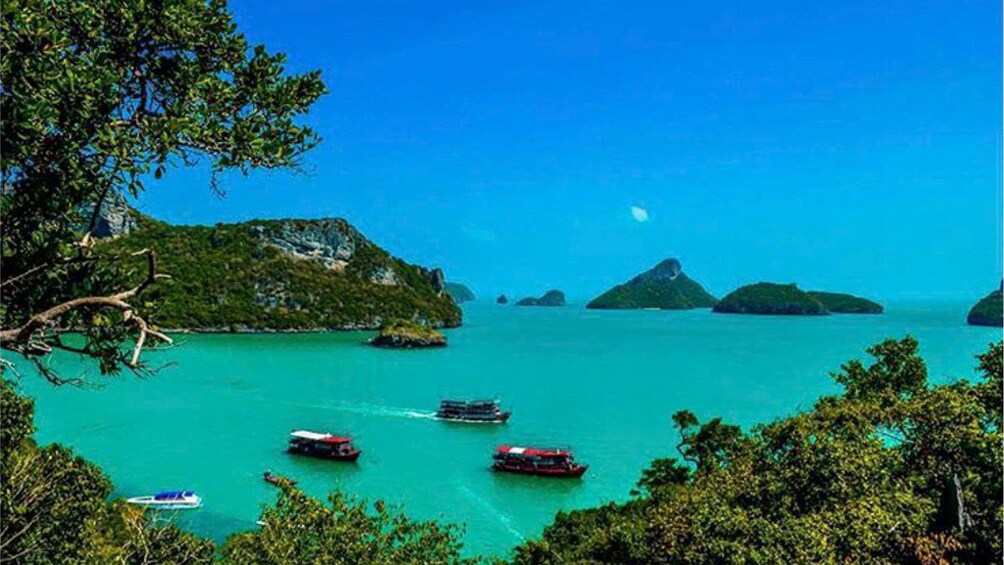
[[446, 283, 476, 303], [97, 214, 461, 332], [712, 282, 828, 316], [516, 290, 566, 307], [370, 318, 448, 348], [806, 291, 884, 314], [510, 338, 1003, 564], [967, 285, 1003, 327], [587, 259, 717, 310]]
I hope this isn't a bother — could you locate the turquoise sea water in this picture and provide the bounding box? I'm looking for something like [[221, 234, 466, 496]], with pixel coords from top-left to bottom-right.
[[19, 301, 1000, 558]]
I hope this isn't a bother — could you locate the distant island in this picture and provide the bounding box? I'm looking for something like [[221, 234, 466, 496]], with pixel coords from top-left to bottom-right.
[[496, 294, 509, 305], [713, 282, 828, 316], [587, 258, 717, 310], [806, 291, 883, 314], [444, 282, 475, 303], [96, 209, 461, 332], [967, 284, 1003, 327], [369, 319, 447, 348], [516, 290, 566, 307]]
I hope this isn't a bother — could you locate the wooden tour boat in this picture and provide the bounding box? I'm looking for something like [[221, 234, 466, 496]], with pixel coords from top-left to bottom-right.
[[287, 430, 362, 461], [436, 399, 511, 424], [492, 445, 587, 478]]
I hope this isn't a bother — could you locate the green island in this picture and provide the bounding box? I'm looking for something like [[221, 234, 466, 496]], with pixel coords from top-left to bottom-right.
[[967, 286, 1003, 327], [369, 318, 448, 348], [516, 289, 566, 307], [806, 291, 884, 314], [97, 214, 461, 332], [445, 282, 476, 303], [713, 282, 829, 315], [587, 258, 717, 310]]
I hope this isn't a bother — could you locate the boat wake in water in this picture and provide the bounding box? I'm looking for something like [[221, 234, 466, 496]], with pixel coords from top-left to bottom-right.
[[270, 398, 436, 420], [456, 484, 525, 543]]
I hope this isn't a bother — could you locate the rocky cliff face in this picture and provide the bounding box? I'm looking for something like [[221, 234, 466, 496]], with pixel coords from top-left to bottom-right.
[[246, 219, 453, 292], [78, 197, 138, 238]]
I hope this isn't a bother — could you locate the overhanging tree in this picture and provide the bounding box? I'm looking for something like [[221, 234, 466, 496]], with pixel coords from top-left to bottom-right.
[[0, 0, 325, 381]]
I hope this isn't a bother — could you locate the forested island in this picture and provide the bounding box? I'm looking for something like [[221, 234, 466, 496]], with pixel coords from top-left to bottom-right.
[[516, 290, 566, 307], [586, 258, 718, 310], [967, 285, 1003, 327], [712, 282, 829, 315], [97, 212, 461, 331]]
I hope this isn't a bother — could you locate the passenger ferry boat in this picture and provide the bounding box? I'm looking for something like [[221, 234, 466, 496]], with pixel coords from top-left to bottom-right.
[[436, 399, 511, 423], [492, 445, 588, 478], [126, 491, 202, 509], [287, 430, 361, 461]]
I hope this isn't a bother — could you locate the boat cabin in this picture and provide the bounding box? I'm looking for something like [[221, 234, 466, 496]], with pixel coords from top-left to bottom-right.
[[492, 445, 587, 477], [287, 430, 361, 461]]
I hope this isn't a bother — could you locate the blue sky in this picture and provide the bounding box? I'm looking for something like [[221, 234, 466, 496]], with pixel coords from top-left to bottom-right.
[[138, 0, 1001, 301]]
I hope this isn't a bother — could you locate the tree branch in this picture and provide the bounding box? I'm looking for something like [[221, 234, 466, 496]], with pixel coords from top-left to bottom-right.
[[0, 249, 172, 371]]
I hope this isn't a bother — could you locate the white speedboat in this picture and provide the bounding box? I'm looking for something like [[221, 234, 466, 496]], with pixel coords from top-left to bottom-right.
[[126, 490, 202, 510]]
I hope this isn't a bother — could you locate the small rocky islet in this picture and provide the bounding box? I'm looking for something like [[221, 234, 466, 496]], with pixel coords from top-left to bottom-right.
[[967, 283, 1003, 327], [369, 319, 447, 348], [516, 289, 566, 307], [496, 294, 509, 305], [586, 258, 717, 310]]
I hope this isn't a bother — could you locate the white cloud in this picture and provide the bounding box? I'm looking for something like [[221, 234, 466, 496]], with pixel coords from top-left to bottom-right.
[[630, 206, 649, 223]]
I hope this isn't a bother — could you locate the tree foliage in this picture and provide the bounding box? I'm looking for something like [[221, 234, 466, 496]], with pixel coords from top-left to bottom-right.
[[512, 338, 1003, 565], [221, 488, 473, 564], [1, 0, 325, 380]]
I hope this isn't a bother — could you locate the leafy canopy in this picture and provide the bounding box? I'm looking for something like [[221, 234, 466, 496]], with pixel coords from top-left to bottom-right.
[[1, 0, 325, 379]]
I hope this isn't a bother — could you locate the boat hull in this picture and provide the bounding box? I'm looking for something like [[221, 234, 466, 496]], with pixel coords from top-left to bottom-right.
[[126, 497, 202, 510], [263, 474, 297, 487], [492, 464, 588, 478], [436, 411, 511, 424], [287, 447, 362, 462]]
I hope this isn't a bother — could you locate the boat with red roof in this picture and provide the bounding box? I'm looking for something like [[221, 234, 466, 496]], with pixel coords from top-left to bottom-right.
[[492, 445, 587, 478], [287, 430, 361, 461]]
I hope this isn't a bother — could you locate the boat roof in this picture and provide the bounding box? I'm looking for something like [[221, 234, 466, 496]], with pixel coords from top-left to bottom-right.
[[290, 430, 351, 444], [154, 490, 196, 499], [495, 445, 570, 457], [440, 399, 498, 405]]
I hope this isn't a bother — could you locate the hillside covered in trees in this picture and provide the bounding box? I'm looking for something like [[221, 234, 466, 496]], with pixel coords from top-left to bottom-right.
[[98, 214, 462, 331]]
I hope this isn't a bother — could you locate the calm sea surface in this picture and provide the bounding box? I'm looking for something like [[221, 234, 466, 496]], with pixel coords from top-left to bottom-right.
[[19, 301, 1000, 558]]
